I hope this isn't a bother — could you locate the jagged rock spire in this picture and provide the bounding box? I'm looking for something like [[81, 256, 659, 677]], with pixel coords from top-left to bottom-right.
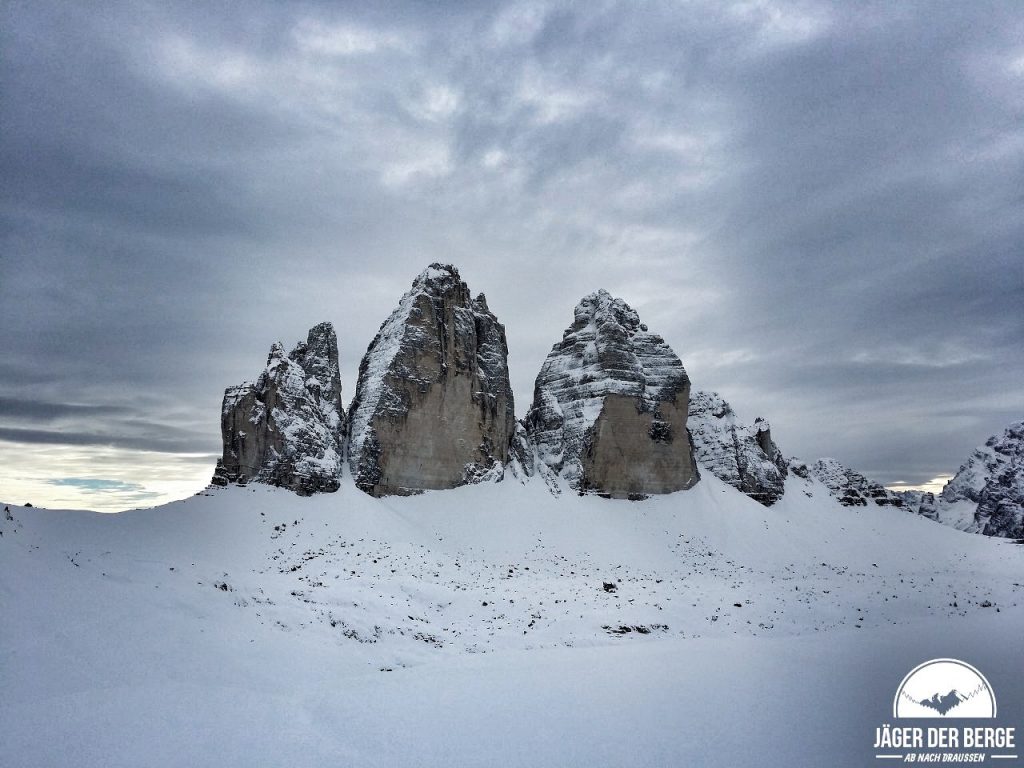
[[688, 391, 788, 506], [212, 322, 345, 495], [347, 264, 515, 496]]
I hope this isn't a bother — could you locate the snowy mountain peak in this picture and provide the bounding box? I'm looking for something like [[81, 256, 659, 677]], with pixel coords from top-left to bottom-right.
[[267, 341, 286, 363], [212, 322, 345, 495], [941, 421, 1024, 504], [346, 264, 515, 496], [939, 420, 1024, 538], [572, 288, 641, 333], [687, 391, 787, 506], [525, 290, 699, 497], [414, 262, 463, 292]]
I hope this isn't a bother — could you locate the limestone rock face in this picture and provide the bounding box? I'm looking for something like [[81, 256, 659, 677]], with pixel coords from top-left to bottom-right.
[[525, 290, 699, 498], [688, 391, 787, 506], [347, 264, 515, 496], [943, 421, 1024, 538], [977, 463, 1024, 538], [212, 322, 345, 495]]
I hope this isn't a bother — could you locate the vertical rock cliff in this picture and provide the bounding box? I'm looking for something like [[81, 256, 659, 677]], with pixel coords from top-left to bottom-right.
[[942, 420, 1024, 538], [212, 322, 345, 494], [688, 391, 787, 505], [346, 264, 515, 496], [525, 290, 699, 498]]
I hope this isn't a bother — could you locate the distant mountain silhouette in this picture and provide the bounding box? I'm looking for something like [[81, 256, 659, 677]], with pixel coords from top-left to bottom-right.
[[918, 690, 968, 715]]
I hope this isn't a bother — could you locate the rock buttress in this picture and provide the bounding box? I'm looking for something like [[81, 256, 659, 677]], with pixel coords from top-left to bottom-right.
[[526, 289, 699, 498], [347, 264, 515, 496]]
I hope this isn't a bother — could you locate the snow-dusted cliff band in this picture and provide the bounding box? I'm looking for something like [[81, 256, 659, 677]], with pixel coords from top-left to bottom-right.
[[346, 264, 515, 496], [206, 263, 1023, 541], [687, 391, 787, 506], [524, 290, 699, 498], [933, 420, 1024, 538], [788, 458, 906, 508], [212, 322, 345, 495]]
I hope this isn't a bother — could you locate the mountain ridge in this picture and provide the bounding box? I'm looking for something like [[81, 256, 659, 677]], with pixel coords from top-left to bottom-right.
[[208, 263, 1022, 540]]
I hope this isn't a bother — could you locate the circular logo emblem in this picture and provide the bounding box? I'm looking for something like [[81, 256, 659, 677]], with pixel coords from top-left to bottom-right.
[[894, 658, 996, 718]]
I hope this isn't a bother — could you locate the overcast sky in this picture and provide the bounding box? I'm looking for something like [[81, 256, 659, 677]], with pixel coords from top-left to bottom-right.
[[2, 0, 1022, 511]]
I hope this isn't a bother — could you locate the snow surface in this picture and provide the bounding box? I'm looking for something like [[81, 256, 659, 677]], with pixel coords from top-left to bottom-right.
[[2, 474, 1022, 767]]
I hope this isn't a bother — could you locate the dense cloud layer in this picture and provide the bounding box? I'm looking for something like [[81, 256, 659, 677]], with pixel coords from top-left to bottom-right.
[[2, 1, 1022, 510]]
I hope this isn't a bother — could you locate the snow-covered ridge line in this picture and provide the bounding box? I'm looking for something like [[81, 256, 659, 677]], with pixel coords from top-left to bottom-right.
[[206, 263, 1022, 541], [345, 270, 432, 471], [936, 420, 1024, 538]]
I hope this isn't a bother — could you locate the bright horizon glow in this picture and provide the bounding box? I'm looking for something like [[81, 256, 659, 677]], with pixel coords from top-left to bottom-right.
[[885, 474, 954, 496], [0, 442, 215, 513]]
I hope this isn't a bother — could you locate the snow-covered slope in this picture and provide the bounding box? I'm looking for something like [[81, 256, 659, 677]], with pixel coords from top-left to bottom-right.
[[2, 474, 1022, 767], [789, 457, 907, 509]]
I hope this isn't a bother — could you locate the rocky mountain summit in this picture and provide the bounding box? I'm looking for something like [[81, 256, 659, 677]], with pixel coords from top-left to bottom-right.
[[524, 290, 699, 498], [212, 322, 345, 495], [347, 264, 515, 496], [687, 391, 787, 506], [940, 420, 1024, 538], [204, 264, 1021, 540]]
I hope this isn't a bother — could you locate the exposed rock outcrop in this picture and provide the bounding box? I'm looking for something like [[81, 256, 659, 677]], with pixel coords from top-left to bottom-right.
[[346, 264, 515, 496], [789, 457, 906, 508], [525, 290, 699, 498], [897, 490, 939, 521], [943, 421, 1024, 538], [878, 421, 1024, 536], [212, 322, 345, 495], [688, 391, 787, 506]]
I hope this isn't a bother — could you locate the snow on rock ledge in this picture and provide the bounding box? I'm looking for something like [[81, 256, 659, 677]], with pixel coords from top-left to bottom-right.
[[346, 264, 515, 496], [212, 322, 345, 495], [941, 420, 1024, 538], [525, 290, 699, 498], [789, 457, 907, 509], [688, 391, 787, 506]]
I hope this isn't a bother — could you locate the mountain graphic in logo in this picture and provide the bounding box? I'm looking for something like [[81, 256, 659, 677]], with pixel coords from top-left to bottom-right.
[[915, 689, 970, 716], [894, 660, 996, 719]]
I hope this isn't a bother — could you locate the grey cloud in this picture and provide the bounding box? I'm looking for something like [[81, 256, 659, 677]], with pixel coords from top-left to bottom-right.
[[1, 0, 1022, 502], [0, 398, 131, 422], [0, 427, 219, 456]]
